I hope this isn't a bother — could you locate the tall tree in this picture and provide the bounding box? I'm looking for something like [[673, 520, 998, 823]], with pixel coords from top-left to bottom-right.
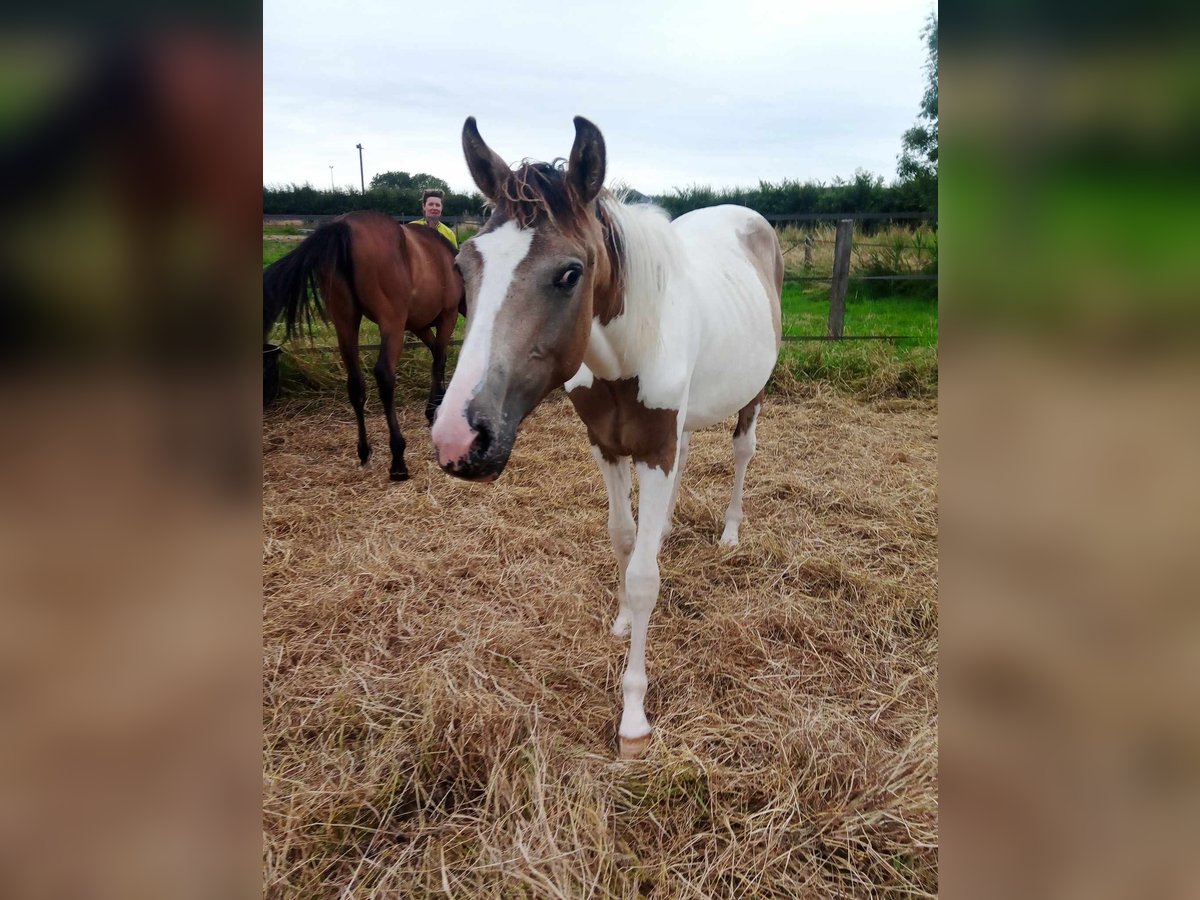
[[407, 173, 450, 192], [898, 12, 938, 184], [369, 170, 415, 190], [371, 171, 452, 192]]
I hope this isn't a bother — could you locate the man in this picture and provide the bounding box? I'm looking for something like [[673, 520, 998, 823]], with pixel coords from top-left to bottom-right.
[[411, 188, 458, 249]]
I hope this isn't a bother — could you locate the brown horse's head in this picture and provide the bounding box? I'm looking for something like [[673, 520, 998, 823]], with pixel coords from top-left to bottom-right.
[[431, 117, 617, 481]]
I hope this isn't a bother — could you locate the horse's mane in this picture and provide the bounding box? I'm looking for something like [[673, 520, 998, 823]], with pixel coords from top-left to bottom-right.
[[595, 194, 678, 368]]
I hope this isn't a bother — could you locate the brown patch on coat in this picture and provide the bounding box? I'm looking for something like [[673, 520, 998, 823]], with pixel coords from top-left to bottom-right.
[[734, 390, 765, 438], [738, 219, 784, 346], [567, 376, 678, 472]]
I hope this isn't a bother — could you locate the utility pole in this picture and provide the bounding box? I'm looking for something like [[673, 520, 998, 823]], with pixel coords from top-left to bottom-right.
[[329, 165, 334, 191], [356, 143, 365, 193]]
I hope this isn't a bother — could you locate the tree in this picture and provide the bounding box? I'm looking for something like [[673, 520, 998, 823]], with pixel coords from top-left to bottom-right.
[[408, 173, 450, 192], [369, 171, 412, 190], [369, 170, 451, 192], [898, 12, 938, 184]]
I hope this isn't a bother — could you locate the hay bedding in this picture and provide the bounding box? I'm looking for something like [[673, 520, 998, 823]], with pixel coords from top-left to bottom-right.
[[263, 387, 938, 898]]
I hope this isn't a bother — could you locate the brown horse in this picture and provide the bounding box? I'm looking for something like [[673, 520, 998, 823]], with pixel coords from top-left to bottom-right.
[[265, 211, 464, 480]]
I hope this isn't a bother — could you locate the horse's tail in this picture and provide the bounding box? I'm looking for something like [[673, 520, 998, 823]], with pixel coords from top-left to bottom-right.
[[262, 219, 362, 341]]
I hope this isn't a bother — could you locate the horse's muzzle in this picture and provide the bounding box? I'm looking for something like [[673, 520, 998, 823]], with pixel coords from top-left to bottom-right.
[[432, 407, 514, 482]]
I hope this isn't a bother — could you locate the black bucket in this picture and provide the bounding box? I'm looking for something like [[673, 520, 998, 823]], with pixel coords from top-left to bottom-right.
[[263, 343, 283, 406]]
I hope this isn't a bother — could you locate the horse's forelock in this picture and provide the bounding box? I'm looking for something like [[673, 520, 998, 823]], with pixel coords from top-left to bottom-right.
[[484, 160, 622, 314], [493, 159, 595, 235]]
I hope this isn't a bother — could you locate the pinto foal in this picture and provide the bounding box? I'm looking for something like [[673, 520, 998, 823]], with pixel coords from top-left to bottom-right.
[[431, 117, 782, 757]]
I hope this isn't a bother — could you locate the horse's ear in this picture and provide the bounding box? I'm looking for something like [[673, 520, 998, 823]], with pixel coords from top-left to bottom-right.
[[567, 116, 606, 205], [462, 117, 509, 202]]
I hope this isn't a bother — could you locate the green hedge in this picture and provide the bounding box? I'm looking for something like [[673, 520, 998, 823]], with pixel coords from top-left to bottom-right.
[[264, 172, 937, 221]]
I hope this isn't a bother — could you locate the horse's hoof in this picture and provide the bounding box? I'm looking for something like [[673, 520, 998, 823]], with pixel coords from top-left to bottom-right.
[[390, 470, 410, 482], [619, 732, 652, 759]]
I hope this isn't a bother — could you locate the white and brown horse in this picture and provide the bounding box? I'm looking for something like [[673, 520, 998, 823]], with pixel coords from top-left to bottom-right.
[[431, 117, 783, 757]]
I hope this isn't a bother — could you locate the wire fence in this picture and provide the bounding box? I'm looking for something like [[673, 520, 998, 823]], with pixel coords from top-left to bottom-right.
[[266, 212, 937, 343], [287, 332, 924, 358]]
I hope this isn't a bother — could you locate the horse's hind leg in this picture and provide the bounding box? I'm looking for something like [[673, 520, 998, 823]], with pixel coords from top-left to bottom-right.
[[333, 309, 371, 468], [721, 391, 764, 546], [373, 330, 409, 481]]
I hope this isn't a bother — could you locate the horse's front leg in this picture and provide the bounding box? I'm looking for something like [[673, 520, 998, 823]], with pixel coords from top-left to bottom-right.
[[618, 450, 681, 759], [590, 447, 635, 637], [421, 306, 457, 426]]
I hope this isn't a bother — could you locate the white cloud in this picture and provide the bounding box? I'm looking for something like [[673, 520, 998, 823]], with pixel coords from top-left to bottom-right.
[[263, 0, 934, 195]]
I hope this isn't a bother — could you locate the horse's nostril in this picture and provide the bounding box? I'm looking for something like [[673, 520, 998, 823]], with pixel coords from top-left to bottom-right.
[[472, 421, 493, 457]]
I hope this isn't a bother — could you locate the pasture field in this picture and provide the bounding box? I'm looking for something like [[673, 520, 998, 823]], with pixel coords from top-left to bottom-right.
[[264, 221, 936, 278], [263, 380, 938, 897], [264, 228, 938, 400]]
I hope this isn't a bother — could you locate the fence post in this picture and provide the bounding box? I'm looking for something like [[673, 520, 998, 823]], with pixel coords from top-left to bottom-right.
[[827, 218, 853, 339], [803, 234, 813, 270]]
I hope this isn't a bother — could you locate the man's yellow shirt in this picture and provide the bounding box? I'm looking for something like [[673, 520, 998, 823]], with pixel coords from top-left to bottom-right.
[[411, 219, 458, 250]]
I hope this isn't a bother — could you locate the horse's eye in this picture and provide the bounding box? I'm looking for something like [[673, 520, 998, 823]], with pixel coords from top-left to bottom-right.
[[555, 265, 583, 289]]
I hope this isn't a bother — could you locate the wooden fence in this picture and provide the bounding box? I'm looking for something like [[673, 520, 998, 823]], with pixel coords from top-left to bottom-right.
[[777, 213, 938, 340]]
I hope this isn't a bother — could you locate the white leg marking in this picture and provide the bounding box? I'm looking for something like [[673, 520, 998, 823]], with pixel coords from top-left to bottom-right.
[[591, 446, 635, 638], [619, 460, 677, 747], [720, 413, 758, 546], [661, 432, 690, 541]]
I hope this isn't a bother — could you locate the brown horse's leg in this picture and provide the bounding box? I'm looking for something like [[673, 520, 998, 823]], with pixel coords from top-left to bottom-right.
[[333, 309, 371, 467], [372, 329, 408, 481], [415, 311, 453, 425]]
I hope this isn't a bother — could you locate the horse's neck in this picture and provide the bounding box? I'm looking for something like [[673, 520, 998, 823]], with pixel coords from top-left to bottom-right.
[[582, 276, 662, 380], [582, 200, 675, 380]]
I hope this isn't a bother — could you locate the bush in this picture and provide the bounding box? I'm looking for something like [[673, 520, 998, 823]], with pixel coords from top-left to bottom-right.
[[654, 171, 934, 220], [263, 183, 487, 217]]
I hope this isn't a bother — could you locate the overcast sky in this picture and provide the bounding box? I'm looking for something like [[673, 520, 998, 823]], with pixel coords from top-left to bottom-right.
[[264, 0, 934, 196]]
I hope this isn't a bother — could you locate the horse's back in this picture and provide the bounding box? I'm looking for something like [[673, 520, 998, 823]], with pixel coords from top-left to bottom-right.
[[336, 214, 460, 329], [342, 211, 406, 280], [401, 224, 463, 326], [667, 206, 782, 429]]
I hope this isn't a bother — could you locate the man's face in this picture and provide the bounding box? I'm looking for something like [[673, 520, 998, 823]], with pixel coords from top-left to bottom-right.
[[423, 197, 443, 221]]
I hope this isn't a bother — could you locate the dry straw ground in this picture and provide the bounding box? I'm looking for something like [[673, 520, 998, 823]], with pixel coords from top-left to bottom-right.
[[264, 383, 938, 898]]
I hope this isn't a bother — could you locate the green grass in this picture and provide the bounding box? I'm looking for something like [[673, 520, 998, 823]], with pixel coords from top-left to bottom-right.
[[775, 281, 937, 399], [263, 239, 293, 267], [780, 281, 936, 345]]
